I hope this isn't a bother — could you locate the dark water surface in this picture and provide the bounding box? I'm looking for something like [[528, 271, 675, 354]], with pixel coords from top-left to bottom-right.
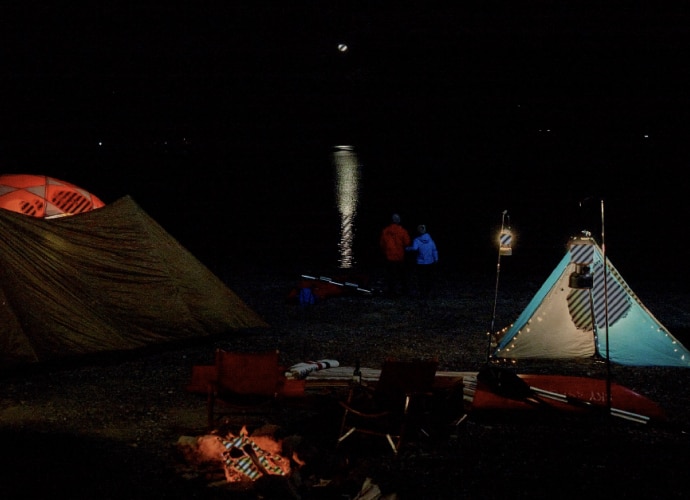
[[2, 125, 688, 292]]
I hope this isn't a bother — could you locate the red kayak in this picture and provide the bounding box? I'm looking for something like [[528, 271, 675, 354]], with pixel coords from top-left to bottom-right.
[[286, 274, 372, 304], [465, 367, 666, 424]]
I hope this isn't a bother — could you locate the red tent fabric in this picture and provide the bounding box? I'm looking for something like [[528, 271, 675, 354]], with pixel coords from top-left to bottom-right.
[[0, 174, 105, 218]]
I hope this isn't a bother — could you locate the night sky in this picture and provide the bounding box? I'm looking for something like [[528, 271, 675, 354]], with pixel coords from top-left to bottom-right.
[[3, 2, 690, 280]]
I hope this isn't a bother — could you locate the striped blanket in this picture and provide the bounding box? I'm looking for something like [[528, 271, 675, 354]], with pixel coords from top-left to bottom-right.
[[286, 359, 339, 379]]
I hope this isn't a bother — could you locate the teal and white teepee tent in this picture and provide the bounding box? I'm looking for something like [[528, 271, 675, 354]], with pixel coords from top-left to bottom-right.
[[492, 234, 690, 367]]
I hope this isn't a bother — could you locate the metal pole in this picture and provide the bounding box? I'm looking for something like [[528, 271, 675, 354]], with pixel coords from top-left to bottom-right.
[[487, 210, 508, 363], [601, 199, 612, 414]]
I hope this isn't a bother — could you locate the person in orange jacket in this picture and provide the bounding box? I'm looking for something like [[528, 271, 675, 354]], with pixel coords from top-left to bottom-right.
[[379, 213, 412, 296]]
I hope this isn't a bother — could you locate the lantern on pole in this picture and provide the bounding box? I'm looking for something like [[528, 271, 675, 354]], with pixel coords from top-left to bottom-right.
[[487, 210, 513, 362], [499, 226, 513, 256]]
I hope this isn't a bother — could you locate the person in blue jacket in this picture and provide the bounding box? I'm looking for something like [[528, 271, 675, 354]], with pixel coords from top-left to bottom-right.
[[406, 224, 439, 300]]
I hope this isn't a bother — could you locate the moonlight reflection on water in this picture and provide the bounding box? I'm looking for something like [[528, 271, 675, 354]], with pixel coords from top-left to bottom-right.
[[333, 145, 360, 269]]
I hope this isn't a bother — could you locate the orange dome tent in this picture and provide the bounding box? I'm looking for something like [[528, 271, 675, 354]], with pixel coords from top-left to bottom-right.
[[0, 174, 105, 218]]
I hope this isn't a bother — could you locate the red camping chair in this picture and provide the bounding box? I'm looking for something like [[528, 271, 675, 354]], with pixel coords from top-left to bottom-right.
[[207, 349, 287, 429]]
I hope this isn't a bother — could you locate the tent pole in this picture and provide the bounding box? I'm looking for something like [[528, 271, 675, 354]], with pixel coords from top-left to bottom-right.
[[487, 210, 508, 363], [601, 199, 612, 415]]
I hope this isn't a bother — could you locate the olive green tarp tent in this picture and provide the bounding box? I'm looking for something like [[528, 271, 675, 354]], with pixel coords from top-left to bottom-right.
[[0, 195, 268, 369]]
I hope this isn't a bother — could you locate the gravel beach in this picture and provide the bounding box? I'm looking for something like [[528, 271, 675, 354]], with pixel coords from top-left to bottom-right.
[[2, 257, 690, 499]]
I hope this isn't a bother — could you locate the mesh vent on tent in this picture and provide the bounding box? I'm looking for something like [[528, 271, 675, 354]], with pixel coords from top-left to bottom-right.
[[567, 288, 593, 330], [566, 261, 631, 330], [592, 261, 630, 327], [49, 189, 95, 215]]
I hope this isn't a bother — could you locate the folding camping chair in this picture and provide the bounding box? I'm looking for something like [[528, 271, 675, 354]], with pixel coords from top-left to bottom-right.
[[336, 358, 438, 454]]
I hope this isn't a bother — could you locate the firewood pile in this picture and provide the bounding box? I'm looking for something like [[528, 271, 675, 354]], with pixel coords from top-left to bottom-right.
[[174, 424, 297, 488], [173, 422, 401, 498]]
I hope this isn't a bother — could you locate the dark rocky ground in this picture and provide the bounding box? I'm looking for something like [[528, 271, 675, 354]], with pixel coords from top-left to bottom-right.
[[2, 256, 690, 499]]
